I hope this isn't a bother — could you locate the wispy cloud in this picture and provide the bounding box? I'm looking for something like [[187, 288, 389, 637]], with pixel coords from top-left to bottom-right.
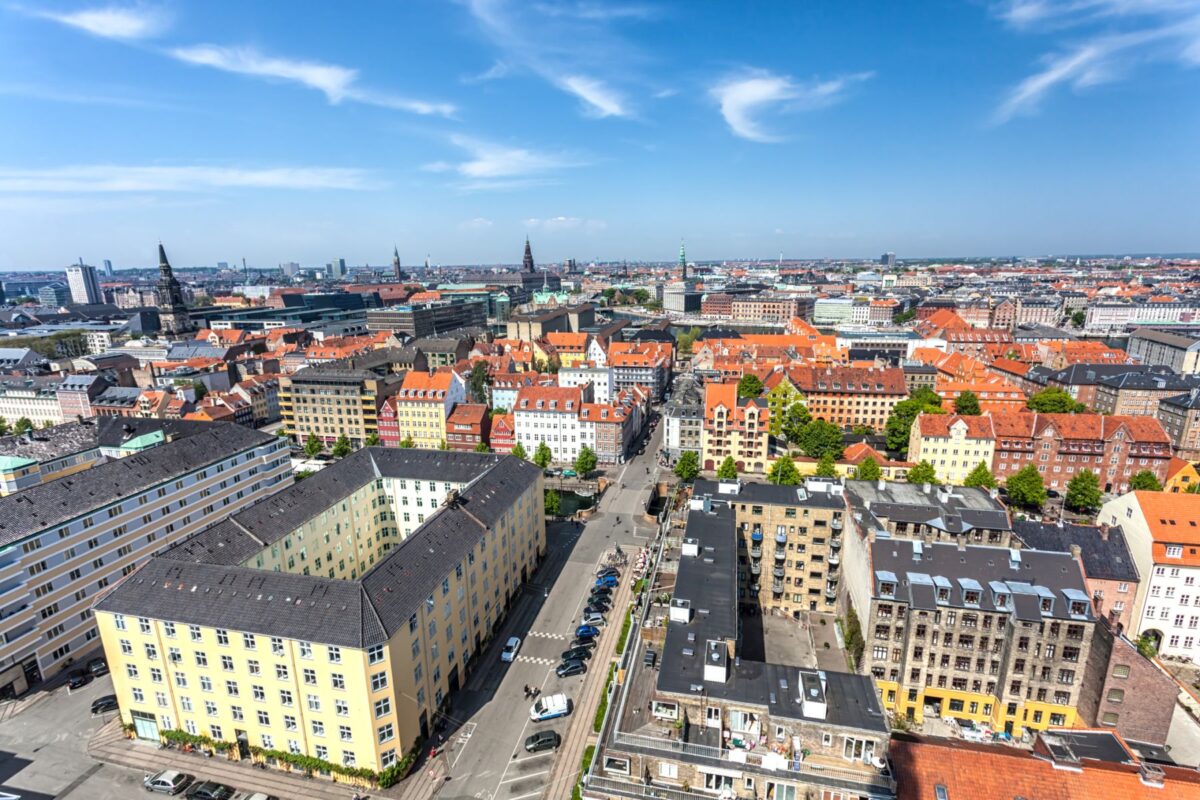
[[168, 45, 455, 116], [0, 165, 379, 193], [32, 4, 168, 40], [462, 61, 510, 83], [991, 0, 1200, 122], [428, 135, 585, 190], [0, 82, 177, 110], [465, 0, 641, 118], [710, 69, 873, 142], [458, 217, 495, 230], [524, 215, 607, 232]]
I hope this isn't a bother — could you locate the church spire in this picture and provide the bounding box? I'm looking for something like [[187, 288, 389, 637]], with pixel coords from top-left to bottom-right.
[[159, 242, 171, 273], [678, 239, 688, 280], [523, 236, 535, 273], [392, 244, 405, 282]]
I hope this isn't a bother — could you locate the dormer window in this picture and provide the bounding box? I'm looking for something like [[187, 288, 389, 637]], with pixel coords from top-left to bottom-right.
[[1069, 601, 1087, 617], [995, 593, 1008, 608], [937, 588, 950, 603], [1040, 598, 1053, 613], [963, 590, 980, 606], [880, 581, 896, 598], [1168, 545, 1184, 558]]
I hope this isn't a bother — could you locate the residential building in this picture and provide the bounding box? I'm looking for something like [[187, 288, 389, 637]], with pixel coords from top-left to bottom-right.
[[578, 389, 643, 464], [762, 365, 907, 433], [490, 373, 553, 412], [608, 341, 672, 401], [280, 349, 407, 448], [513, 385, 586, 464], [1076, 622, 1178, 744], [93, 450, 543, 769], [488, 413, 516, 454], [901, 363, 938, 393], [1166, 456, 1200, 493], [860, 538, 1098, 735], [411, 337, 472, 370], [1085, 300, 1200, 334], [0, 422, 289, 699], [390, 370, 466, 449], [933, 376, 1027, 414], [1029, 363, 1168, 408], [729, 295, 802, 324], [541, 332, 591, 368], [1100, 491, 1200, 662], [943, 329, 1012, 357], [66, 264, 102, 305], [0, 377, 64, 427], [230, 375, 282, 427], [1013, 520, 1140, 632], [1127, 327, 1200, 374], [365, 297, 488, 337], [662, 377, 703, 462], [557, 365, 612, 404], [700, 381, 770, 474], [444, 403, 491, 452], [1093, 371, 1200, 417], [908, 415, 997, 485], [700, 292, 733, 319], [1157, 389, 1200, 460]]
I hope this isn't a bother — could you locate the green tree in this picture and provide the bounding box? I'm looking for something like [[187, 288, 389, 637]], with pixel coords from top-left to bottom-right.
[[893, 308, 916, 324], [963, 461, 997, 489], [768, 456, 803, 485], [632, 288, 650, 305], [1070, 310, 1086, 328], [0, 417, 9, 436], [13, 417, 33, 435], [474, 441, 491, 453], [490, 407, 509, 418], [796, 420, 845, 460], [853, 457, 883, 481], [1129, 470, 1163, 491], [736, 374, 764, 399], [544, 489, 561, 516], [304, 433, 322, 458], [41, 420, 54, 429], [1027, 387, 1088, 413], [364, 433, 381, 447], [675, 327, 701, 357], [781, 402, 812, 443], [716, 456, 738, 480], [907, 461, 940, 485], [398, 435, 415, 449], [850, 424, 874, 436], [1065, 470, 1102, 512], [467, 361, 492, 404], [884, 388, 944, 454], [438, 439, 450, 450], [1136, 633, 1159, 658], [814, 453, 838, 479], [673, 451, 700, 482], [191, 381, 208, 401], [331, 435, 352, 458], [1006, 465, 1047, 509], [511, 441, 528, 460], [953, 391, 981, 416], [1188, 483, 1200, 494], [533, 442, 553, 468], [574, 446, 598, 476]]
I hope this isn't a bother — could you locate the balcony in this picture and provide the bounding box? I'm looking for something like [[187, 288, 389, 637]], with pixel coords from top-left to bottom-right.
[[749, 562, 761, 576], [825, 586, 838, 599], [751, 530, 763, 543], [775, 532, 787, 545], [774, 549, 786, 562], [830, 536, 842, 549], [750, 546, 762, 559], [832, 518, 843, 531], [827, 562, 840, 578], [827, 552, 840, 566], [772, 582, 785, 595], [773, 566, 786, 579]]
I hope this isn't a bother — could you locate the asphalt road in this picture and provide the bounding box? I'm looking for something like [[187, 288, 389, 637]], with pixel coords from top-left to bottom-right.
[[433, 421, 665, 800]]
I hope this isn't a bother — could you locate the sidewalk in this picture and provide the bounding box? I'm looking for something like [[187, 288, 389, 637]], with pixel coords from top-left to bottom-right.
[[87, 719, 400, 800]]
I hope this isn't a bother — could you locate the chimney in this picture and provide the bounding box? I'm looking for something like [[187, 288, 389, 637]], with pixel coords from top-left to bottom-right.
[[1069, 544, 1081, 560], [1098, 523, 1110, 541], [877, 479, 885, 491], [923, 482, 932, 494], [956, 536, 966, 552]]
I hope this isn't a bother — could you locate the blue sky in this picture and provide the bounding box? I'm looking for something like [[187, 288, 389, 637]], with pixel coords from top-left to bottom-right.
[[1, 0, 1198, 269]]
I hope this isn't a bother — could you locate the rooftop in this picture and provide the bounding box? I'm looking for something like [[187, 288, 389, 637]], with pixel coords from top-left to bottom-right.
[[845, 480, 1011, 537], [1013, 520, 1139, 582]]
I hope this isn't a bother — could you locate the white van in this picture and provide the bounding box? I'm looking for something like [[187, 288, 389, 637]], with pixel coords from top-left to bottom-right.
[[530, 693, 571, 721]]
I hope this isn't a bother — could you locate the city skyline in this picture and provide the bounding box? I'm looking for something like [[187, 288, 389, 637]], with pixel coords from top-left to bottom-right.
[[1, 0, 1198, 268]]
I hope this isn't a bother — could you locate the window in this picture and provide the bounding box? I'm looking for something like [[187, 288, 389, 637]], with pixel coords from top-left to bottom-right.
[[1102, 712, 1119, 726], [311, 720, 325, 736], [327, 646, 341, 663], [658, 762, 678, 779], [242, 633, 256, 649], [257, 711, 270, 726], [307, 695, 321, 712], [331, 673, 345, 690], [368, 644, 385, 664], [374, 698, 391, 718], [303, 668, 317, 685], [1107, 688, 1125, 704], [377, 723, 395, 743], [370, 671, 388, 691], [335, 700, 349, 716], [339, 725, 352, 742]]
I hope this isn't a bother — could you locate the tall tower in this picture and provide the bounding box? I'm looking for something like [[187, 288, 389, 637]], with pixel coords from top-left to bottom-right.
[[678, 239, 688, 280], [392, 245, 407, 282], [155, 243, 193, 335], [523, 237, 535, 273], [66, 262, 101, 304]]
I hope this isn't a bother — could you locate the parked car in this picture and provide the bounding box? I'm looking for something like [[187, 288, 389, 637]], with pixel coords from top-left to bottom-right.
[[595, 575, 618, 588], [590, 584, 612, 596], [185, 782, 237, 800], [561, 646, 593, 661], [561, 469, 577, 478], [596, 567, 620, 578], [87, 657, 108, 677], [501, 636, 521, 663], [66, 670, 90, 690], [584, 604, 609, 616], [582, 611, 605, 626], [237, 794, 279, 800], [524, 730, 561, 753], [556, 659, 587, 678], [575, 624, 600, 639], [143, 770, 195, 795], [90, 694, 119, 714], [570, 634, 597, 649]]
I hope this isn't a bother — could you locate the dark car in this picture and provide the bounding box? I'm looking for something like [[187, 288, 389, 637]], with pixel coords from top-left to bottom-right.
[[570, 635, 597, 649], [90, 694, 119, 714], [561, 646, 593, 661], [595, 575, 618, 588], [596, 567, 620, 579], [584, 604, 609, 616], [589, 586, 612, 599], [556, 659, 587, 678], [524, 730, 561, 753], [66, 670, 90, 690], [184, 781, 237, 800], [143, 770, 195, 795], [87, 657, 108, 677], [1046, 489, 1061, 498]]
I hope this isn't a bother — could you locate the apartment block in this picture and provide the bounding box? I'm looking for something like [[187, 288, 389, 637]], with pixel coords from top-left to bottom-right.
[[608, 341, 672, 401], [761, 365, 906, 433], [280, 349, 407, 447], [444, 403, 491, 452], [93, 449, 544, 771], [908, 415, 997, 485], [388, 370, 466, 449], [513, 385, 586, 464], [1092, 371, 1200, 417], [700, 382, 770, 474], [0, 422, 289, 699], [1127, 327, 1200, 374], [1157, 389, 1200, 461]]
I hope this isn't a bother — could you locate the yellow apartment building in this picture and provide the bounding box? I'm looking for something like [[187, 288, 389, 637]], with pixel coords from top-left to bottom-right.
[[391, 370, 466, 449]]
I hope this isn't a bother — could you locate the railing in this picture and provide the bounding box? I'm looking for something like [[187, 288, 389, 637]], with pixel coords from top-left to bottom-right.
[[585, 775, 747, 800]]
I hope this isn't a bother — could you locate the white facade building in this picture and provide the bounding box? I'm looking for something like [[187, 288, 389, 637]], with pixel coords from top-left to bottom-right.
[[558, 366, 613, 404], [66, 265, 102, 305], [513, 385, 585, 464]]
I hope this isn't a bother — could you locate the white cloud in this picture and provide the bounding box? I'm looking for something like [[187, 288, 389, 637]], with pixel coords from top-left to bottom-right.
[[0, 165, 379, 193], [168, 45, 455, 116], [34, 5, 168, 40], [710, 69, 873, 142], [525, 216, 607, 232], [458, 217, 495, 230], [559, 75, 628, 117], [432, 136, 585, 190], [463, 61, 510, 83]]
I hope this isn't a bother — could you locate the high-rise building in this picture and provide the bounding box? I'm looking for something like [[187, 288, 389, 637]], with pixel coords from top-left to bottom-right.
[[880, 252, 897, 268], [103, 259, 114, 277], [155, 243, 193, 335], [280, 261, 300, 278], [66, 262, 102, 305], [331, 257, 348, 278], [37, 284, 70, 307]]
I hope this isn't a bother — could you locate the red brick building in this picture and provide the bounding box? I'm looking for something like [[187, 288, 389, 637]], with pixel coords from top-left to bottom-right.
[[489, 413, 516, 454], [377, 396, 402, 447], [445, 402, 491, 451]]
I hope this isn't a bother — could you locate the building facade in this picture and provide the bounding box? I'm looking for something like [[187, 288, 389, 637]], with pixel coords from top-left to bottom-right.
[[701, 382, 770, 474], [390, 370, 466, 449]]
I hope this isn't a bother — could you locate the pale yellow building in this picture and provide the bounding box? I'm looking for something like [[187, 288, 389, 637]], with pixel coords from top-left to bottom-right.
[[391, 370, 466, 449], [908, 413, 997, 485], [93, 448, 543, 774]]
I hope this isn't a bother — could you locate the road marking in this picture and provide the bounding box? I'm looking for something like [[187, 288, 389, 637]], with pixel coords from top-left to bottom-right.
[[525, 631, 569, 640], [506, 791, 546, 800], [515, 656, 558, 665], [500, 769, 549, 783], [509, 751, 554, 763], [450, 721, 478, 770]]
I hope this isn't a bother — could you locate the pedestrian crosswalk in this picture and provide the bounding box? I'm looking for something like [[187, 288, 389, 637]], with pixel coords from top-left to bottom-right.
[[516, 655, 559, 665], [526, 630, 569, 640]]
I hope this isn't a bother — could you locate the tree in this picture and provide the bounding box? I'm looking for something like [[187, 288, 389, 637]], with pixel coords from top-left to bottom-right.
[[884, 388, 944, 454], [1006, 465, 1047, 509], [893, 308, 916, 324], [533, 442, 553, 468], [304, 433, 322, 458], [331, 435, 352, 458], [399, 435, 415, 448], [736, 374, 763, 399], [0, 417, 9, 436], [850, 424, 874, 436], [364, 433, 381, 447], [1136, 633, 1159, 658], [467, 361, 492, 404], [953, 391, 981, 416], [1027, 387, 1087, 414], [796, 420, 844, 460], [1070, 310, 1086, 328], [13, 417, 33, 435], [1188, 482, 1200, 494], [768, 456, 803, 485], [963, 461, 997, 489], [544, 489, 561, 516], [41, 420, 54, 429], [438, 439, 450, 450], [574, 446, 598, 476], [781, 402, 812, 443], [675, 327, 701, 357], [1065, 470, 1102, 512], [474, 441, 491, 453], [673, 451, 700, 482], [814, 454, 838, 479], [1129, 470, 1163, 491], [853, 457, 883, 481], [906, 461, 940, 485], [511, 442, 528, 460], [490, 407, 509, 418], [191, 381, 208, 402], [716, 456, 738, 480]]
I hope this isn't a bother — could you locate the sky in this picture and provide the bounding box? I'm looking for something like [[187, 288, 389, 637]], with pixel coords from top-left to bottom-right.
[[0, 0, 1198, 270]]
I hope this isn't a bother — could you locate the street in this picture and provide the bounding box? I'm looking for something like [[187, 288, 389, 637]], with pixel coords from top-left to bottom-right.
[[429, 421, 665, 800]]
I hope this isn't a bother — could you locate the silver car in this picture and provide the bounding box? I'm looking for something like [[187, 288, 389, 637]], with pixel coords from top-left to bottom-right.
[[143, 770, 195, 795]]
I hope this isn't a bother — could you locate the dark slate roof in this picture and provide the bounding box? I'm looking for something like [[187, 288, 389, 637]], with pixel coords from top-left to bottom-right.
[[693, 478, 846, 510], [1013, 520, 1139, 582], [1097, 372, 1200, 391], [1162, 390, 1200, 411], [1031, 363, 1169, 387], [0, 423, 276, 548], [0, 417, 210, 462], [870, 539, 1094, 622], [96, 450, 541, 648], [845, 480, 1010, 536]]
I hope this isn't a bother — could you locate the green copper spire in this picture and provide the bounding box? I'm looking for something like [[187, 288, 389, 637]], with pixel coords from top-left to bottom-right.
[[678, 239, 688, 279]]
